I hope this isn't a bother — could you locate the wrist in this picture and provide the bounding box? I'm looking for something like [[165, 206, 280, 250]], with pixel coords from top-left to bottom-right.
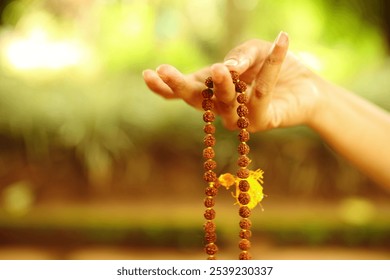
[[306, 74, 339, 132]]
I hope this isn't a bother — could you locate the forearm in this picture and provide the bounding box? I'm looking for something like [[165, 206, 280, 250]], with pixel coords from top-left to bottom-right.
[[309, 76, 390, 190]]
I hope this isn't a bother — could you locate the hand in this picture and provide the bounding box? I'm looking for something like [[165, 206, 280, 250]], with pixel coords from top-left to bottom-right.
[[143, 32, 325, 132], [143, 32, 390, 189]]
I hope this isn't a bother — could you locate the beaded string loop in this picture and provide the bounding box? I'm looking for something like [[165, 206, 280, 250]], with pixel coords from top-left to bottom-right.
[[202, 78, 219, 260], [202, 71, 253, 260], [234, 72, 253, 260]]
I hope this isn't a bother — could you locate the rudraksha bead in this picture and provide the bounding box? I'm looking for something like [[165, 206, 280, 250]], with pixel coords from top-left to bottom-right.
[[237, 168, 250, 179], [239, 229, 252, 239], [205, 243, 218, 255], [205, 186, 218, 196], [204, 221, 216, 232], [237, 155, 251, 167], [204, 197, 215, 208], [204, 171, 217, 182], [238, 192, 251, 205], [203, 111, 215, 122], [202, 99, 214, 111], [230, 71, 239, 83], [204, 134, 216, 147], [239, 251, 252, 260], [205, 77, 214, 88], [239, 206, 251, 218], [239, 218, 252, 230], [238, 143, 250, 155], [235, 80, 247, 93], [237, 104, 249, 117], [203, 123, 216, 134], [237, 117, 249, 129], [202, 88, 214, 98], [203, 147, 215, 159], [238, 180, 250, 192], [238, 130, 250, 142], [239, 239, 251, 251], [237, 93, 249, 104], [204, 208, 216, 220], [205, 231, 217, 243], [204, 159, 217, 171]]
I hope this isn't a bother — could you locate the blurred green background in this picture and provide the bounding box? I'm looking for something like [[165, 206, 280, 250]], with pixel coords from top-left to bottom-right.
[[0, 0, 389, 260]]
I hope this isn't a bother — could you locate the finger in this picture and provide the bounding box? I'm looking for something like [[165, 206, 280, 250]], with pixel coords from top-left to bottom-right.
[[223, 39, 272, 83], [156, 64, 191, 99], [211, 63, 236, 104], [210, 63, 238, 130], [249, 31, 289, 127], [156, 64, 208, 109], [142, 69, 176, 99]]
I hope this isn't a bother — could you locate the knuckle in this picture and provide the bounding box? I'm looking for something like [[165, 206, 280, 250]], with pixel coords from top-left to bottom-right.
[[164, 76, 184, 92], [265, 54, 282, 66], [253, 79, 270, 98]]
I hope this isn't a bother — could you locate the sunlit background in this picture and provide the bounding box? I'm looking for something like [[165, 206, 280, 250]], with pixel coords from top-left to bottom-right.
[[0, 0, 389, 260]]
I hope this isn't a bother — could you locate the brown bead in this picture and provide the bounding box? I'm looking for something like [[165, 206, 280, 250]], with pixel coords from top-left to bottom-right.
[[203, 111, 215, 122], [239, 206, 251, 218], [237, 104, 249, 117], [202, 88, 213, 98], [204, 221, 216, 232], [213, 179, 221, 189], [203, 123, 216, 134], [203, 147, 215, 159], [238, 143, 250, 155], [238, 155, 251, 167], [238, 130, 250, 142], [239, 239, 251, 251], [239, 229, 252, 239], [237, 93, 249, 104], [239, 251, 252, 260], [237, 168, 250, 179], [239, 218, 252, 230], [204, 208, 216, 220], [205, 243, 218, 255], [238, 192, 251, 205], [205, 186, 218, 196], [204, 134, 216, 147], [205, 231, 217, 243], [207, 255, 217, 260], [238, 180, 250, 192], [237, 117, 249, 129], [204, 159, 217, 171], [204, 170, 217, 182], [205, 77, 214, 88], [235, 80, 247, 93], [204, 197, 215, 208], [202, 99, 214, 111], [230, 71, 239, 84]]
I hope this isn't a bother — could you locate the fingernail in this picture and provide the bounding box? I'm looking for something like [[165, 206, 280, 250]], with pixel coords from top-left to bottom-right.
[[224, 59, 238, 66], [156, 65, 163, 73], [275, 31, 288, 46]]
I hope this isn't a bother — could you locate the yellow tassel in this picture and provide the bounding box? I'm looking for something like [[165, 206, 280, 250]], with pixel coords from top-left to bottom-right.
[[218, 169, 265, 210]]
